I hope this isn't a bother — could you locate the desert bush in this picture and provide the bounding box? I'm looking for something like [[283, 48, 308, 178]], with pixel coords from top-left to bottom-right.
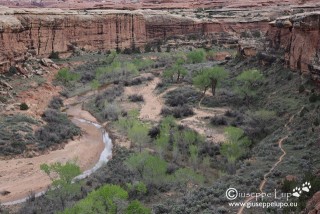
[[55, 68, 80, 84], [240, 31, 251, 38], [128, 94, 144, 102], [252, 30, 261, 38], [122, 47, 133, 54], [49, 51, 60, 59], [95, 85, 124, 105], [0, 114, 38, 155], [164, 86, 201, 107], [20, 102, 29, 110], [102, 103, 121, 121], [48, 96, 63, 109], [127, 77, 143, 86], [224, 110, 240, 118], [156, 81, 164, 89], [0, 96, 7, 103], [187, 49, 206, 64], [161, 105, 194, 118], [309, 93, 320, 103], [210, 116, 228, 126], [80, 71, 95, 83], [148, 126, 160, 139], [298, 85, 305, 93], [35, 109, 80, 148], [144, 43, 153, 52], [8, 66, 17, 75]]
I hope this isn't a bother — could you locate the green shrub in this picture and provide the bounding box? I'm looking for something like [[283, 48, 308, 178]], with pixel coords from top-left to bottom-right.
[[161, 105, 194, 118], [252, 30, 261, 38], [48, 96, 64, 109], [56, 68, 80, 83], [20, 102, 29, 110], [128, 94, 144, 102], [0, 114, 38, 155], [125, 200, 151, 214], [309, 93, 319, 103], [49, 51, 60, 59], [187, 49, 206, 64], [210, 116, 228, 126], [35, 109, 81, 147], [298, 85, 305, 93], [144, 43, 153, 52], [125, 152, 168, 185], [8, 66, 17, 75], [60, 184, 129, 214]]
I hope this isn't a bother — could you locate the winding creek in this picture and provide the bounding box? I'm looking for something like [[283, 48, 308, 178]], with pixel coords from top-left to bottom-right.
[[0, 97, 113, 206]]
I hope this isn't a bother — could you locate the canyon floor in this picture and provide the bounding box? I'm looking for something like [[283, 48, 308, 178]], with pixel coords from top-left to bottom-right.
[[0, 48, 319, 214]]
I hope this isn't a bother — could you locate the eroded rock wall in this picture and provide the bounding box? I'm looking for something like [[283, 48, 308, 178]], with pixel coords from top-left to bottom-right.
[[266, 12, 320, 82], [0, 8, 275, 73], [0, 10, 147, 72]]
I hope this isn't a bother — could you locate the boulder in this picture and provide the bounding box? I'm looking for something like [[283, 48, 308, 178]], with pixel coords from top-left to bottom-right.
[[41, 58, 54, 67]]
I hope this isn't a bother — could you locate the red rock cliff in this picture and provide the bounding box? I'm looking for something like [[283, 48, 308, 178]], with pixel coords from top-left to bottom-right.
[[0, 9, 147, 72], [266, 12, 320, 82], [0, 7, 275, 73]]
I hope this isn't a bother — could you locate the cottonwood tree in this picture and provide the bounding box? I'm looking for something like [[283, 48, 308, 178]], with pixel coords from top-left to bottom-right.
[[125, 152, 168, 185], [156, 116, 176, 158], [128, 123, 150, 153], [61, 184, 151, 214], [193, 66, 228, 96], [40, 162, 81, 210], [189, 144, 199, 170], [235, 69, 264, 105], [220, 127, 251, 174], [163, 54, 187, 83]]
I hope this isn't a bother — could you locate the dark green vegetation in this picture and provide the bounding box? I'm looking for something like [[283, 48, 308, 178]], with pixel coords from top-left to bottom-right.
[[0, 114, 38, 155], [40, 162, 82, 210], [15, 48, 320, 214], [55, 51, 155, 98], [0, 97, 80, 156], [156, 58, 320, 213], [35, 108, 81, 149]]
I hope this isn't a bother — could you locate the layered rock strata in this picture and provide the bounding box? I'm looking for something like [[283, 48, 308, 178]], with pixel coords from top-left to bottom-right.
[[266, 12, 320, 82], [0, 8, 272, 73]]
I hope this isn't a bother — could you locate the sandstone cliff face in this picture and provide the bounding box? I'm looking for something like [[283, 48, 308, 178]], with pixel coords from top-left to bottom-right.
[[0, 9, 147, 72], [266, 12, 320, 82], [0, 7, 275, 73], [0, 0, 313, 9]]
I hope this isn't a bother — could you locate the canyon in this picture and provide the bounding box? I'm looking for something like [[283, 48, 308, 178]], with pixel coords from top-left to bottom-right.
[[1, 3, 320, 74], [0, 1, 320, 213], [0, 0, 320, 10]]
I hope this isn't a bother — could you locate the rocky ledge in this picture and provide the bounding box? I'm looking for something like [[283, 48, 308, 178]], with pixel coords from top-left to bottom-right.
[[267, 11, 320, 83]]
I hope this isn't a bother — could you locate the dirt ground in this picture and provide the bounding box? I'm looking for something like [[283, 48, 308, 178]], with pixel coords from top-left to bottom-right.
[[123, 76, 227, 143], [0, 68, 106, 204], [1, 69, 227, 206], [0, 104, 105, 204]]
